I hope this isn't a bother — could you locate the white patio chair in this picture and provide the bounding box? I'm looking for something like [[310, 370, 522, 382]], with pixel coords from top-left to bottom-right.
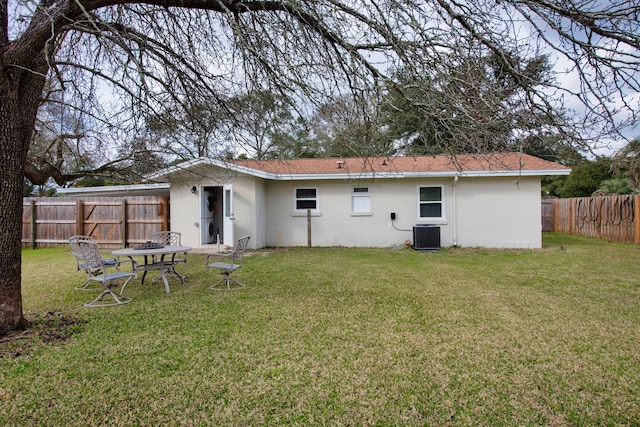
[[206, 235, 250, 290], [69, 235, 122, 290], [78, 241, 134, 307]]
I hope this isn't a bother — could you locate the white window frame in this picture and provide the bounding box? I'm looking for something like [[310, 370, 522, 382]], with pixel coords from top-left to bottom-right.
[[294, 187, 319, 213], [417, 185, 445, 220], [351, 187, 371, 214]]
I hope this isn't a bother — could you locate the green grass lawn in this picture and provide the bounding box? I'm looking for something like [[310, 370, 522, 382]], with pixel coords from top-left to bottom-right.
[[2, 234, 639, 425]]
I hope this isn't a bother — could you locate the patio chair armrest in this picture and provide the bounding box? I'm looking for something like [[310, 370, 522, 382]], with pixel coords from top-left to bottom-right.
[[206, 251, 233, 265]]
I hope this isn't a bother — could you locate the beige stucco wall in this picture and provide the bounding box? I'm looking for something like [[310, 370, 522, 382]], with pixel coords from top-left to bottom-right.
[[266, 180, 417, 246], [168, 167, 542, 249], [454, 176, 542, 248], [167, 166, 265, 249], [230, 175, 267, 249], [264, 176, 542, 248], [264, 178, 456, 248], [169, 182, 201, 247]]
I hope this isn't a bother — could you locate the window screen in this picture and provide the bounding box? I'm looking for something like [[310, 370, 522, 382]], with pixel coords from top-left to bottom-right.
[[419, 186, 443, 218], [352, 187, 370, 213], [295, 188, 318, 211]]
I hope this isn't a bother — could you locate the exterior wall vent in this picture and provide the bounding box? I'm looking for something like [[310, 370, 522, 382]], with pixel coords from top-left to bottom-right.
[[413, 225, 440, 251]]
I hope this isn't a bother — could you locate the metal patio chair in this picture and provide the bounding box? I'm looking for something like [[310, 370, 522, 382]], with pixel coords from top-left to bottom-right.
[[206, 235, 250, 290], [150, 231, 187, 284], [151, 230, 182, 246], [69, 235, 122, 290], [78, 241, 135, 307]]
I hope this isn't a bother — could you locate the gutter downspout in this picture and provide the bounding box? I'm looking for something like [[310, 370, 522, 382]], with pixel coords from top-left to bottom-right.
[[452, 175, 459, 247]]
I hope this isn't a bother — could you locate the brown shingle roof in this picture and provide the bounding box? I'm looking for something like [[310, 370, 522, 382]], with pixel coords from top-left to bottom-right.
[[231, 153, 569, 176]]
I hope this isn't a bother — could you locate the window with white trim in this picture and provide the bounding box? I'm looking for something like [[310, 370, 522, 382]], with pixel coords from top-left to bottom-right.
[[418, 186, 444, 219], [295, 188, 318, 212], [351, 187, 370, 213]]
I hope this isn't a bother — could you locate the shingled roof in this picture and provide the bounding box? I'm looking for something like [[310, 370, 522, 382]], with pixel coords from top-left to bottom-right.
[[232, 153, 569, 176], [147, 153, 570, 182]]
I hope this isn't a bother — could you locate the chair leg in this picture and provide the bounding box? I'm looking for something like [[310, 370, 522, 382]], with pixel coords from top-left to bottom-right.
[[209, 273, 245, 290], [84, 281, 132, 307], [74, 278, 102, 291], [119, 275, 134, 295], [75, 273, 104, 291], [84, 289, 132, 307]]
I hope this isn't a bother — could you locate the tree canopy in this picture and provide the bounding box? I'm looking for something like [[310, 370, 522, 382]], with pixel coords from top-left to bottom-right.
[[2, 0, 640, 333], [10, 0, 640, 186]]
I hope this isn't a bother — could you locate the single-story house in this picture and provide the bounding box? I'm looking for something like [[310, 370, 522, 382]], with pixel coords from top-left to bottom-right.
[[146, 153, 570, 250]]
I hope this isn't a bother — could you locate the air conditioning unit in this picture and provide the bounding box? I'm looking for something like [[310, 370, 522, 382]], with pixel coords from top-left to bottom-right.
[[413, 225, 440, 251]]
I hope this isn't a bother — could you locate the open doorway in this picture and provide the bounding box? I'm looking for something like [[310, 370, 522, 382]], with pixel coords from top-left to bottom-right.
[[200, 185, 234, 246], [201, 186, 222, 245]]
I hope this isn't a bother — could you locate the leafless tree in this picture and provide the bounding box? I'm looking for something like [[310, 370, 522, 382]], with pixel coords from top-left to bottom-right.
[[303, 93, 391, 158], [222, 90, 297, 159], [1, 0, 639, 333]]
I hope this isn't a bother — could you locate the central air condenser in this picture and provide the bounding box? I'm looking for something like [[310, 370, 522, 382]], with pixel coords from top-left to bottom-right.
[[413, 224, 440, 251]]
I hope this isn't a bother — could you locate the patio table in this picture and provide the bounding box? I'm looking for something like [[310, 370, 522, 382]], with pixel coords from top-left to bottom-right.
[[112, 245, 192, 293]]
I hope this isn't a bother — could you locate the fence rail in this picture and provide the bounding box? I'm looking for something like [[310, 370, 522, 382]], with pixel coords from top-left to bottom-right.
[[22, 196, 170, 249], [542, 194, 640, 244]]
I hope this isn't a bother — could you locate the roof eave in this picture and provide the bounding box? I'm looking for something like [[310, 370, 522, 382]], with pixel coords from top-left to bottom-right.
[[271, 169, 571, 180], [145, 158, 276, 182], [457, 169, 571, 177], [57, 183, 171, 195], [144, 158, 213, 182]]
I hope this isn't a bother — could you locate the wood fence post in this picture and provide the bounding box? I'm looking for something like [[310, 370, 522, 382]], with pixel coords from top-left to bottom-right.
[[121, 199, 128, 248], [596, 197, 603, 238], [634, 195, 640, 244], [30, 200, 37, 249], [569, 199, 575, 235], [552, 199, 558, 232], [75, 199, 84, 235]]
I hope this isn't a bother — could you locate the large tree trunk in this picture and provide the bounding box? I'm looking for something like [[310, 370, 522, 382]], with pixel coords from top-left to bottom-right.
[[0, 55, 47, 335]]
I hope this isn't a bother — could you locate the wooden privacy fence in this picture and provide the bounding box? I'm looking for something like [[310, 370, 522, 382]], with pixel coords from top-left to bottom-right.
[[542, 194, 640, 244], [22, 196, 170, 249]]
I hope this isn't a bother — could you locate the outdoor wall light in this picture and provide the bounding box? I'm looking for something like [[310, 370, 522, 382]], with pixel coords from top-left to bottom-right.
[[191, 186, 197, 194]]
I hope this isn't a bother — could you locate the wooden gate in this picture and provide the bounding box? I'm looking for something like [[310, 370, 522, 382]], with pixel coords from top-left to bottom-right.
[[22, 196, 170, 249]]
